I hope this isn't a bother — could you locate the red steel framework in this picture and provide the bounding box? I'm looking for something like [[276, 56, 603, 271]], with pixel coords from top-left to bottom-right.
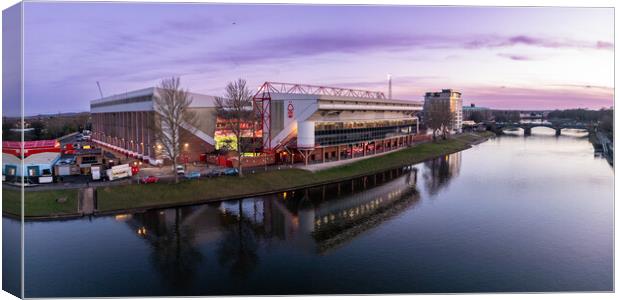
[[252, 82, 387, 152]]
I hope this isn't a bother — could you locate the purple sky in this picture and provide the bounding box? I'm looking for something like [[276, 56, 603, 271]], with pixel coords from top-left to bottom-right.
[[15, 3, 615, 115]]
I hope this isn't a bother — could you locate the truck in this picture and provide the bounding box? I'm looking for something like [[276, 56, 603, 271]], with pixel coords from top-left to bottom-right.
[[105, 164, 133, 181]]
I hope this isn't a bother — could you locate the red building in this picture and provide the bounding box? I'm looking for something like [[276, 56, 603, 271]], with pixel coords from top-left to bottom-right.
[[2, 140, 61, 181]]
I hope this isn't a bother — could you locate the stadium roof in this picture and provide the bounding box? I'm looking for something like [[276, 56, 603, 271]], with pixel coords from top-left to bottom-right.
[[3, 140, 59, 149]]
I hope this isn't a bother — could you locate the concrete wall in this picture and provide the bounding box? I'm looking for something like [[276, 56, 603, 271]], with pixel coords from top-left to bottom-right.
[[189, 107, 217, 137], [178, 126, 215, 163], [267, 95, 319, 149]]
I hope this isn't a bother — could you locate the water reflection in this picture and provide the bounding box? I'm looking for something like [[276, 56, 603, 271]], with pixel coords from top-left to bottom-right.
[[266, 167, 421, 255], [21, 134, 613, 296], [125, 207, 203, 289], [119, 165, 425, 279], [216, 201, 261, 279], [423, 152, 461, 196]]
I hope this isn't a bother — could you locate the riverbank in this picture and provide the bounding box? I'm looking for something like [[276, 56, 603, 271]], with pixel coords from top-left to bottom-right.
[[3, 188, 79, 219], [3, 132, 494, 219]]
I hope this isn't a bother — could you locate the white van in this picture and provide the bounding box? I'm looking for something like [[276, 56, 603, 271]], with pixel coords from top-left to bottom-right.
[[38, 176, 53, 184], [176, 165, 185, 175], [91, 166, 101, 181], [106, 164, 132, 181]]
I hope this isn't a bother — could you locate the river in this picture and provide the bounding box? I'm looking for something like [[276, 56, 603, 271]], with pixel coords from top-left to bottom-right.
[[3, 128, 613, 296]]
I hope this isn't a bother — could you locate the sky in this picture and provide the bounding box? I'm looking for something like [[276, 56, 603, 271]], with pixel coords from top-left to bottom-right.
[[8, 3, 616, 115]]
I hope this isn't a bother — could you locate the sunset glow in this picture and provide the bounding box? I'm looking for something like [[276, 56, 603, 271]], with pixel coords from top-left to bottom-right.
[[17, 3, 614, 114]]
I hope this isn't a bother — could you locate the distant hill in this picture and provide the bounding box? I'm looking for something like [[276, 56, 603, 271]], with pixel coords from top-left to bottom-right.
[[25, 111, 90, 120]]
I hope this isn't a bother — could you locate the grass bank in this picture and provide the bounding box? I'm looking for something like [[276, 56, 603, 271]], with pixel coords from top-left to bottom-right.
[[4, 132, 493, 218], [2, 188, 79, 217], [97, 132, 494, 213]]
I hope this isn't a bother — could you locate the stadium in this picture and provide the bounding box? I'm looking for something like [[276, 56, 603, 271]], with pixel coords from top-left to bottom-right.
[[90, 82, 426, 166]]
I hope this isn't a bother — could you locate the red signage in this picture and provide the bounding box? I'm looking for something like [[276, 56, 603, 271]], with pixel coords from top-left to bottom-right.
[[287, 102, 294, 118], [2, 139, 61, 158]]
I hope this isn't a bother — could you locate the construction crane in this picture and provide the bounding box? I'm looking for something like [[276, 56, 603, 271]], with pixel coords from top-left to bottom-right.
[[96, 81, 104, 99]]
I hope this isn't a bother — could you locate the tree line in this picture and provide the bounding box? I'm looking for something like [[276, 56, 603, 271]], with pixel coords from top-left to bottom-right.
[[2, 113, 91, 142], [547, 108, 612, 123]]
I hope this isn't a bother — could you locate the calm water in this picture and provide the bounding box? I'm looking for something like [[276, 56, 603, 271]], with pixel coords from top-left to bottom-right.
[[5, 129, 614, 296]]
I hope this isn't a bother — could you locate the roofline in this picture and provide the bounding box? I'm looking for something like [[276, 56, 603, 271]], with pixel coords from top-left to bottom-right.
[[317, 94, 422, 106], [90, 87, 156, 105], [255, 81, 387, 100], [90, 87, 219, 109]]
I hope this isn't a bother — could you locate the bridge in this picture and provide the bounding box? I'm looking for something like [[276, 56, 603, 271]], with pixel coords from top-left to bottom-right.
[[488, 121, 592, 136]]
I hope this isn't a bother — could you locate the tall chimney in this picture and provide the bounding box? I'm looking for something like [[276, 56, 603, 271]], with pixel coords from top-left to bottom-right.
[[388, 74, 392, 99]]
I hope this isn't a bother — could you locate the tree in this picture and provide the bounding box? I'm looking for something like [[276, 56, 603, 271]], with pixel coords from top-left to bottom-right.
[[215, 79, 257, 177], [152, 77, 198, 183], [29, 120, 45, 140], [2, 118, 18, 141], [468, 111, 484, 123], [425, 101, 455, 140], [599, 113, 613, 141]]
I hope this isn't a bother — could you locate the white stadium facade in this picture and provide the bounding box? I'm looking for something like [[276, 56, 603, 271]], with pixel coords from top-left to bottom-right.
[[90, 87, 218, 165], [253, 82, 426, 165]]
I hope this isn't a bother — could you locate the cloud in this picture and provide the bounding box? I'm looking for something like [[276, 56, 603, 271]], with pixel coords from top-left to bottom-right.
[[211, 33, 613, 67], [209, 34, 436, 66], [467, 34, 613, 51], [596, 41, 614, 49], [326, 75, 445, 90], [461, 85, 614, 110], [21, 7, 613, 115], [497, 53, 533, 61], [543, 83, 613, 92]]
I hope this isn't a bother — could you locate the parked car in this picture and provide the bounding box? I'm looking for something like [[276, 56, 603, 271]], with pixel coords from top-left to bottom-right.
[[131, 164, 140, 175], [141, 176, 160, 184], [222, 168, 239, 176], [205, 169, 225, 178], [176, 165, 185, 175], [185, 171, 201, 179]]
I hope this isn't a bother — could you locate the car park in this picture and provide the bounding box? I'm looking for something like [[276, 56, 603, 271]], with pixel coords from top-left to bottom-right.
[[185, 171, 201, 179], [205, 169, 224, 178], [141, 176, 160, 184], [223, 168, 239, 176]]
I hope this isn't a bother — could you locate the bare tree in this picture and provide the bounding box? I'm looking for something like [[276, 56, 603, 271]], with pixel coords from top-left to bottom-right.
[[153, 77, 198, 183], [215, 79, 257, 177], [425, 101, 455, 140]]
